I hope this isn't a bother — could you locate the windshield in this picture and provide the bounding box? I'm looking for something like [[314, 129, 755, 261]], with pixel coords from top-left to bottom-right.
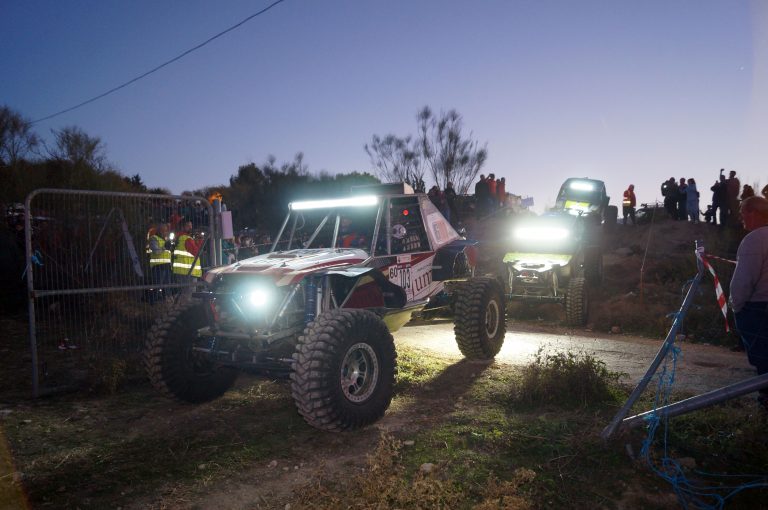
[[272, 203, 380, 252]]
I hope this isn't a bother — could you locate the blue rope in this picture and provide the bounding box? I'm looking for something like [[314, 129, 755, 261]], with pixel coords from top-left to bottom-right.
[[21, 249, 43, 280], [640, 300, 768, 509]]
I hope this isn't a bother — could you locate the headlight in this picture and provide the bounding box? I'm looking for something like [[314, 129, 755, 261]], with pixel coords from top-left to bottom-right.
[[514, 227, 570, 241], [248, 288, 271, 307]]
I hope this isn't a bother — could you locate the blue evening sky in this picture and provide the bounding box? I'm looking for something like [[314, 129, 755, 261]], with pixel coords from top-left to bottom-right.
[[2, 0, 767, 210]]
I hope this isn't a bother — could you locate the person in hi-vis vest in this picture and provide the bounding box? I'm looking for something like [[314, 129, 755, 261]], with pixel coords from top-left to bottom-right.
[[147, 222, 172, 303], [172, 221, 203, 278]]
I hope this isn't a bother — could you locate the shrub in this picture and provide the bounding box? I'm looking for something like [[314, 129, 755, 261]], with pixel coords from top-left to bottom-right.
[[513, 349, 623, 408]]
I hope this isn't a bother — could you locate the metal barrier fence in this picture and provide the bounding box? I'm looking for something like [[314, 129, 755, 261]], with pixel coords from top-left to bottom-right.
[[24, 189, 217, 396]]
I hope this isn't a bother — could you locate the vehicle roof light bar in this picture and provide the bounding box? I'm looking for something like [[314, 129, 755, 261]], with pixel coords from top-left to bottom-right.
[[289, 195, 378, 210], [569, 181, 594, 191]]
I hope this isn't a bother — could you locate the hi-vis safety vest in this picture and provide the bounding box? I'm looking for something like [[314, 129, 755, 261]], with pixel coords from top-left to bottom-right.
[[622, 191, 634, 207], [172, 234, 202, 277], [149, 235, 172, 267]]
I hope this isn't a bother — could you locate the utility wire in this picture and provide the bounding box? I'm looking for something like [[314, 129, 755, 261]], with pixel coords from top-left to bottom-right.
[[32, 0, 287, 124]]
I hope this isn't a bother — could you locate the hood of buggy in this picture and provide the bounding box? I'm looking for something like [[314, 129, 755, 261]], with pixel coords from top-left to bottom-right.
[[203, 248, 369, 286]]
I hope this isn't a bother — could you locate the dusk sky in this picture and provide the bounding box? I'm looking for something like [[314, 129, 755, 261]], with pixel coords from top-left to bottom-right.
[[2, 0, 767, 211]]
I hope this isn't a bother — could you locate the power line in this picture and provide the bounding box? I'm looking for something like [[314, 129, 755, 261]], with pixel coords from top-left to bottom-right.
[[32, 0, 287, 124]]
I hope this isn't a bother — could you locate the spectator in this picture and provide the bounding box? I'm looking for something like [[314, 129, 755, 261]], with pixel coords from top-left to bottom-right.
[[474, 175, 490, 218], [677, 177, 688, 220], [444, 182, 459, 226], [428, 185, 449, 221], [622, 184, 636, 225], [497, 177, 506, 207], [147, 222, 171, 304], [726, 170, 741, 226], [711, 173, 727, 226], [662, 177, 678, 219], [741, 184, 755, 200], [762, 184, 768, 200], [729, 196, 768, 410], [686, 178, 699, 223], [703, 205, 715, 224]]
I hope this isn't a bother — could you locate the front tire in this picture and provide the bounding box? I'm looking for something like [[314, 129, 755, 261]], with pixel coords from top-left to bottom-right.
[[291, 309, 396, 431], [565, 277, 588, 326], [454, 277, 506, 359], [145, 302, 238, 403]]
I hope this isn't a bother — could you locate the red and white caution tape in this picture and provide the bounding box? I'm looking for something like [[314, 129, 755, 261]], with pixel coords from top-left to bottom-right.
[[703, 254, 736, 265], [698, 252, 730, 332]]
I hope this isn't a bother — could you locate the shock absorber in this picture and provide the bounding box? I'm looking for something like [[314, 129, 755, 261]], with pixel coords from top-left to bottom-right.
[[304, 277, 317, 324]]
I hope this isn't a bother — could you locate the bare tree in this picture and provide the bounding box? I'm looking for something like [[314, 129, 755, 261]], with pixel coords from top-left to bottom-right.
[[50, 126, 107, 171], [0, 105, 39, 166], [364, 134, 425, 192], [417, 106, 487, 195]]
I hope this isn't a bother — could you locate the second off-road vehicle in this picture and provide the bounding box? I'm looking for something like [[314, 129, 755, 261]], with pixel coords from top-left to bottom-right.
[[501, 210, 602, 326], [554, 177, 618, 229], [145, 183, 506, 431]]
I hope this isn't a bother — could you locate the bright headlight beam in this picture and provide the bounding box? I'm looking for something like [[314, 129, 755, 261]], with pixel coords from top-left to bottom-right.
[[514, 227, 570, 241], [248, 289, 270, 307], [289, 195, 378, 210], [569, 181, 594, 191]]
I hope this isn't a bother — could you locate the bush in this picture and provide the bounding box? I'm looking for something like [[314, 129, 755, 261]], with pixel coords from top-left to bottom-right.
[[513, 349, 623, 408]]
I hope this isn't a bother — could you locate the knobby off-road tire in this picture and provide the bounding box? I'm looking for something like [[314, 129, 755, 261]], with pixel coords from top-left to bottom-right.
[[604, 205, 618, 231], [583, 246, 603, 286], [145, 301, 238, 403], [565, 276, 588, 326], [291, 309, 396, 431], [454, 277, 506, 359]]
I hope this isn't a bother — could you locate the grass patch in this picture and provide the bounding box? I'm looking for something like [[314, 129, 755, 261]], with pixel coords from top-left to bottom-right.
[[1, 379, 312, 509], [512, 349, 624, 408]]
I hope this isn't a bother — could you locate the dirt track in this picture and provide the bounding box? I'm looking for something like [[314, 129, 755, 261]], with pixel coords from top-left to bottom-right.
[[400, 319, 755, 395]]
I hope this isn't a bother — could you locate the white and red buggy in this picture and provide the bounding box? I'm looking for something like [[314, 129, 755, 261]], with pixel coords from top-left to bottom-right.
[[145, 183, 505, 431]]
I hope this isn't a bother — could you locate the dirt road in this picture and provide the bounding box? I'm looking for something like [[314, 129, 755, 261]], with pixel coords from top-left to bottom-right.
[[399, 319, 755, 394]]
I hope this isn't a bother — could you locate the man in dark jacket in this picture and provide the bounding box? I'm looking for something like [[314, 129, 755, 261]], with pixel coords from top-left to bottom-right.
[[661, 178, 678, 219], [711, 171, 727, 226], [474, 175, 489, 218]]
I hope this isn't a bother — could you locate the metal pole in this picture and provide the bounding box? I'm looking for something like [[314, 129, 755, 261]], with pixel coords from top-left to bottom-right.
[[601, 241, 705, 440], [24, 193, 39, 397], [622, 373, 768, 429], [213, 199, 222, 266]]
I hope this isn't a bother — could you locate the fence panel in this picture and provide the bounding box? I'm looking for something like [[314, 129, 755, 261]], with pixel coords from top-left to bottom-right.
[[25, 189, 216, 396]]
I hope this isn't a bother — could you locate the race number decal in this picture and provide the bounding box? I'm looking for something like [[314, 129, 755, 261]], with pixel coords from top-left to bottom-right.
[[388, 264, 411, 291]]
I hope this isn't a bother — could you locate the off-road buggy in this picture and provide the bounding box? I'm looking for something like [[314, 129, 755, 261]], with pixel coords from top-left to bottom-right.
[[501, 208, 603, 326], [145, 183, 505, 431], [554, 177, 618, 229]]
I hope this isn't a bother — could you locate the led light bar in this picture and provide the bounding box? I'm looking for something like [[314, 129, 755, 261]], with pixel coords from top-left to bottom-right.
[[514, 227, 570, 241], [289, 195, 378, 210], [569, 181, 594, 191]]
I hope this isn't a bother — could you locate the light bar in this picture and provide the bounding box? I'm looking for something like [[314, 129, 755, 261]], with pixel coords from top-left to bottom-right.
[[289, 195, 378, 210], [563, 200, 592, 215], [569, 181, 594, 191], [514, 226, 570, 241]]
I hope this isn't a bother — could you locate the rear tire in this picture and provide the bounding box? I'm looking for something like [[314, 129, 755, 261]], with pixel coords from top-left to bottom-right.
[[454, 277, 506, 359], [604, 205, 618, 231], [145, 302, 238, 403], [584, 247, 603, 286], [291, 309, 396, 431], [565, 277, 588, 326]]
